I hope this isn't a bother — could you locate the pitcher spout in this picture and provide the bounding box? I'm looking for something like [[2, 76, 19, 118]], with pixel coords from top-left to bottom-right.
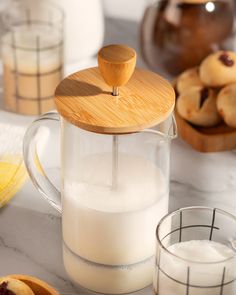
[[146, 114, 178, 140], [168, 114, 178, 140]]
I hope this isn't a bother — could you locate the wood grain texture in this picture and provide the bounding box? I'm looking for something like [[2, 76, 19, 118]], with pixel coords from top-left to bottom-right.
[[98, 44, 136, 87], [175, 110, 236, 152], [8, 275, 59, 295], [55, 67, 175, 134]]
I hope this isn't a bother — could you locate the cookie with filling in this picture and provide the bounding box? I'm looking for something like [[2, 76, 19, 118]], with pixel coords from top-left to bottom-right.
[[177, 86, 221, 126], [217, 83, 236, 128], [0, 278, 34, 295], [199, 51, 236, 87], [176, 67, 203, 94]]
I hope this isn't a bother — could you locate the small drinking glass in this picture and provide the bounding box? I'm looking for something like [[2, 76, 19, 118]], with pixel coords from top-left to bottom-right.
[[1, 1, 64, 115], [155, 206, 236, 295]]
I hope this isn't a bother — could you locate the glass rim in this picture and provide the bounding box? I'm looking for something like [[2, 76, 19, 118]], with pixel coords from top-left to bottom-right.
[[60, 114, 177, 139], [2, 1, 65, 26], [156, 206, 236, 265]]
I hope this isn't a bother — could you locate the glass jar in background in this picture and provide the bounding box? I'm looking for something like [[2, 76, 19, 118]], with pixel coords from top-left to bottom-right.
[[140, 0, 235, 78], [0, 0, 10, 55], [1, 1, 64, 115], [0, 0, 11, 109]]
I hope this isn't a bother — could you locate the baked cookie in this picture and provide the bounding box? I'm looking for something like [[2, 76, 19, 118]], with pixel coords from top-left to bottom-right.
[[177, 86, 221, 126], [0, 278, 34, 295], [176, 67, 203, 94], [217, 83, 236, 128], [199, 51, 236, 87]]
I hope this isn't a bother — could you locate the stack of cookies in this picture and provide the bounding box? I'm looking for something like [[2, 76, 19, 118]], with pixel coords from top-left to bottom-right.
[[176, 51, 236, 129]]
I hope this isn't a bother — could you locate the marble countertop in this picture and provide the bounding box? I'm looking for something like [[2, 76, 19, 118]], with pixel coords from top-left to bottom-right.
[[0, 17, 236, 295]]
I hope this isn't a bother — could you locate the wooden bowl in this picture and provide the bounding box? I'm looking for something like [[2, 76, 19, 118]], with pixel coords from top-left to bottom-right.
[[175, 110, 236, 152], [6, 275, 59, 295], [173, 79, 236, 152]]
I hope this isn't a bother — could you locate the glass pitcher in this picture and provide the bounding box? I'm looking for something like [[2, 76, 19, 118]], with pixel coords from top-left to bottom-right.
[[23, 45, 177, 294]]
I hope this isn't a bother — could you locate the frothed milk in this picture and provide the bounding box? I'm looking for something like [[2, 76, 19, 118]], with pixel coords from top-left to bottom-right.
[[154, 240, 236, 295], [168, 240, 235, 263], [62, 153, 168, 294], [2, 25, 62, 115]]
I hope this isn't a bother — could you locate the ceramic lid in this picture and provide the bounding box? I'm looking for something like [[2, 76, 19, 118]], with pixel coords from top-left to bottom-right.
[[54, 44, 175, 134]]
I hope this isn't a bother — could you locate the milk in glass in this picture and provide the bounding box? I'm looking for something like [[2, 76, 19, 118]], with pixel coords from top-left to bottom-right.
[[2, 25, 62, 115], [62, 153, 168, 294], [154, 240, 236, 295]]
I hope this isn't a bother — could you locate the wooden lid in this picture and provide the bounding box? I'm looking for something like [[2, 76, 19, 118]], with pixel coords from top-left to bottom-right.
[[55, 45, 175, 134]]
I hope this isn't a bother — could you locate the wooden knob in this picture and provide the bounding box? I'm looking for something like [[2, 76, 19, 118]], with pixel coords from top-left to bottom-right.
[[98, 44, 137, 88]]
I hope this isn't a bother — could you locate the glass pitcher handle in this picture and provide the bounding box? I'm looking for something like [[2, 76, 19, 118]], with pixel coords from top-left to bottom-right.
[[23, 111, 62, 213]]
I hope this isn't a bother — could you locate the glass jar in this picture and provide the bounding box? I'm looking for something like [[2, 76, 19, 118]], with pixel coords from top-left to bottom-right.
[[140, 0, 235, 78], [24, 111, 176, 294], [1, 1, 64, 114], [154, 207, 236, 295]]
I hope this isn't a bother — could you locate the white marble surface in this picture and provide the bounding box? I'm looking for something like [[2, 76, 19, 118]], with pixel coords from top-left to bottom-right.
[[0, 16, 236, 295]]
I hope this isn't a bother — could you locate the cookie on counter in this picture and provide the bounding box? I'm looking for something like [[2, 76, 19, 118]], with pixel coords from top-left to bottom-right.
[[176, 67, 203, 94], [217, 83, 236, 128], [177, 86, 221, 127], [0, 277, 34, 295], [199, 51, 236, 87]]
